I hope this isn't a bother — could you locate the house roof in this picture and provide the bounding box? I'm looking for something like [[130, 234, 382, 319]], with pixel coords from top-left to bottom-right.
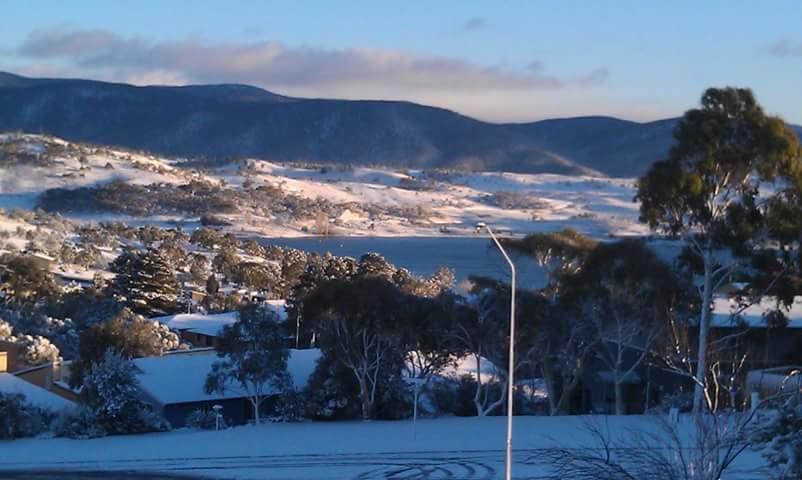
[[155, 312, 239, 337], [0, 373, 73, 411], [133, 348, 321, 405], [154, 301, 288, 338], [711, 296, 802, 328]]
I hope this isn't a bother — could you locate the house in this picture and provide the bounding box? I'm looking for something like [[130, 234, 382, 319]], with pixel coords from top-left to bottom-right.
[[0, 372, 73, 412], [155, 300, 288, 348], [133, 348, 320, 427], [0, 339, 23, 373], [14, 362, 79, 403], [581, 345, 693, 415], [53, 271, 94, 289], [581, 295, 802, 414], [24, 252, 56, 270], [0, 343, 76, 410], [156, 312, 240, 348], [746, 365, 802, 399], [710, 295, 802, 367]]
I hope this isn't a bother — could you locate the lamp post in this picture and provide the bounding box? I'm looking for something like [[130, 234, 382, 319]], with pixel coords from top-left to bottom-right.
[[212, 404, 223, 431], [476, 222, 516, 480]]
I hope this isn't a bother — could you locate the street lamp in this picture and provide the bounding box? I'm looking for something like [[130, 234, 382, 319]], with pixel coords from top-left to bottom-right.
[[476, 222, 516, 480], [212, 404, 223, 431]]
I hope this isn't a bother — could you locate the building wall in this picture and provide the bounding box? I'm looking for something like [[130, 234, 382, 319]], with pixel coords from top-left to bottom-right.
[[163, 398, 249, 428], [15, 362, 80, 403], [0, 340, 22, 373], [179, 331, 219, 349], [161, 396, 281, 428]]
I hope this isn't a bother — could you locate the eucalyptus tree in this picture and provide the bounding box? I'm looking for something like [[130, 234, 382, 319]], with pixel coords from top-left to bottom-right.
[[636, 87, 801, 413], [562, 239, 681, 414]]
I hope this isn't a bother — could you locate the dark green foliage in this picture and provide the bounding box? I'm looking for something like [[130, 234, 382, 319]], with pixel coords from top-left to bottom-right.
[[205, 303, 290, 424], [502, 228, 597, 293], [81, 350, 169, 435], [301, 276, 416, 420], [37, 180, 237, 217], [54, 407, 106, 439], [635, 87, 802, 413], [70, 308, 179, 388], [637, 87, 801, 241], [205, 273, 219, 295], [108, 248, 180, 315], [0, 254, 58, 305], [0, 393, 48, 438]]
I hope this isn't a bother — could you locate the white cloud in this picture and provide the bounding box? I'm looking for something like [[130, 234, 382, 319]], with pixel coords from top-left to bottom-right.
[[766, 38, 802, 58]]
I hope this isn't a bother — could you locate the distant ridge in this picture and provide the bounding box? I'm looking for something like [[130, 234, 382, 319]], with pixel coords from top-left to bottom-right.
[[0, 71, 799, 177]]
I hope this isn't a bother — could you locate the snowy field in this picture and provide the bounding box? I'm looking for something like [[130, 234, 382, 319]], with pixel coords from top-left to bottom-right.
[[0, 134, 647, 240], [0, 415, 767, 479]]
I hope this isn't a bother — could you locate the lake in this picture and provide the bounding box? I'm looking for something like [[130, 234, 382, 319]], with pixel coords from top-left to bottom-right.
[[258, 236, 547, 290]]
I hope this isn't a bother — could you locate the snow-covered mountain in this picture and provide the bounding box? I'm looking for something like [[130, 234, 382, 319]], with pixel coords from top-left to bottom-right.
[[8, 72, 799, 178]]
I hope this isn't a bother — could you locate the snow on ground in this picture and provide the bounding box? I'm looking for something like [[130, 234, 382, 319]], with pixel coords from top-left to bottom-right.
[[2, 134, 648, 240], [226, 160, 646, 239], [0, 373, 73, 411], [0, 415, 767, 479], [0, 134, 218, 211], [712, 295, 802, 328]]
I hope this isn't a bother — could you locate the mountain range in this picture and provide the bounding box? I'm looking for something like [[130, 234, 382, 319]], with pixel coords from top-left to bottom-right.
[[1, 71, 799, 177]]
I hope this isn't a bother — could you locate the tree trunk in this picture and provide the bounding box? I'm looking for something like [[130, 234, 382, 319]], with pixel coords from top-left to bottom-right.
[[359, 377, 371, 420], [472, 354, 487, 416], [553, 378, 578, 415], [251, 397, 261, 424], [540, 358, 559, 415], [614, 380, 625, 415], [693, 250, 713, 414]]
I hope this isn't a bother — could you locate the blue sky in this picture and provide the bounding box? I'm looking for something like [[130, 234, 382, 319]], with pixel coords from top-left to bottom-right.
[[2, 1, 801, 123]]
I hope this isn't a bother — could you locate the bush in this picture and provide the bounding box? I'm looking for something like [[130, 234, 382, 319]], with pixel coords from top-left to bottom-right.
[[82, 350, 170, 435], [185, 408, 226, 430], [0, 393, 49, 438], [54, 407, 106, 439], [270, 390, 307, 423], [429, 376, 479, 416]]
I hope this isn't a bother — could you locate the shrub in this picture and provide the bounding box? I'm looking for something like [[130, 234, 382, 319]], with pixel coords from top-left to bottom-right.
[[270, 390, 307, 423], [0, 393, 49, 439], [53, 407, 106, 439], [82, 350, 170, 435]]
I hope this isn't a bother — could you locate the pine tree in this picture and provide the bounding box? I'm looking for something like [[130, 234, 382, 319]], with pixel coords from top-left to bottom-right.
[[109, 249, 180, 315]]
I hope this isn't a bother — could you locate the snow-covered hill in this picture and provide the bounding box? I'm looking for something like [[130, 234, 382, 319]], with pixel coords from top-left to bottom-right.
[[0, 133, 647, 239]]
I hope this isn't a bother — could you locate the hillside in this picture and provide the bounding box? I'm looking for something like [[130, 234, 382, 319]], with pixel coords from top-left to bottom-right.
[[1, 72, 790, 178], [0, 134, 645, 239]]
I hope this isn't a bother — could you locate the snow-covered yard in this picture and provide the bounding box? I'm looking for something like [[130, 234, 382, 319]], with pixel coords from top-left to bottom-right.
[[0, 415, 767, 479]]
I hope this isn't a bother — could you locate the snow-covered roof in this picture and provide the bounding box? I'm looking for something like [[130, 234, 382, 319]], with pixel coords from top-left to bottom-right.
[[134, 348, 321, 405], [711, 296, 802, 328], [0, 373, 73, 411], [155, 302, 288, 338], [155, 312, 239, 337], [435, 354, 502, 384]]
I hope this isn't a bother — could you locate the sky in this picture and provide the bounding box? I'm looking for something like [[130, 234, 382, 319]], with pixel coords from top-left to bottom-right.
[[1, 1, 801, 124]]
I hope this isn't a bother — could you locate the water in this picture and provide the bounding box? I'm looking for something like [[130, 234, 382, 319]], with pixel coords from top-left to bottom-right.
[[257, 236, 547, 290]]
